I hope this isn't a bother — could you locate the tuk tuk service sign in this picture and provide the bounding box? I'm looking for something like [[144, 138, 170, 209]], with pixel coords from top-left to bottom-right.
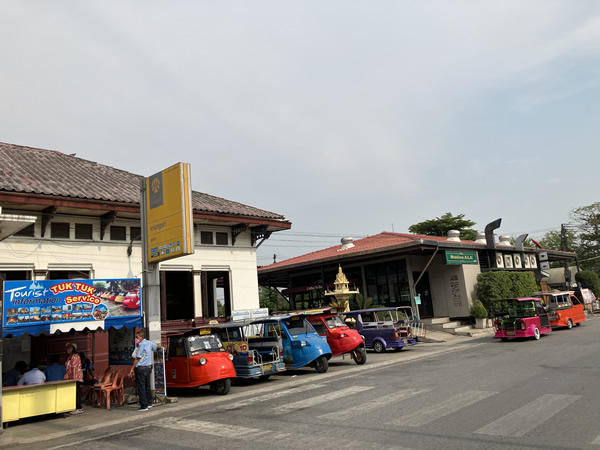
[[2, 278, 143, 338]]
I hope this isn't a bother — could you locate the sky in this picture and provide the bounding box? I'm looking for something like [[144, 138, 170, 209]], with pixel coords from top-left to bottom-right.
[[1, 1, 599, 266]]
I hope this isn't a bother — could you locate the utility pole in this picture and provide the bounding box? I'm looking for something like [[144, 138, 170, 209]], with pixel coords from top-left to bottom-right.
[[561, 224, 571, 289]]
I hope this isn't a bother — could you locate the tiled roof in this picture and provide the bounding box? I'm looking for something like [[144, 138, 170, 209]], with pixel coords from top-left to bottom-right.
[[0, 142, 286, 221], [259, 232, 483, 271]]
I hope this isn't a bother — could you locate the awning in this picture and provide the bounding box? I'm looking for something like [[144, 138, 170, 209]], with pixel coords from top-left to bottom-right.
[[2, 278, 143, 338], [0, 208, 37, 242]]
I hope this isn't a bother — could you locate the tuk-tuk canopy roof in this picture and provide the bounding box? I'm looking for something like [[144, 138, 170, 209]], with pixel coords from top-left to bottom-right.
[[493, 297, 538, 302]]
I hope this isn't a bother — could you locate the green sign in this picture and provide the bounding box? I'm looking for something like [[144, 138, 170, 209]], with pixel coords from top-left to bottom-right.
[[444, 251, 478, 265]]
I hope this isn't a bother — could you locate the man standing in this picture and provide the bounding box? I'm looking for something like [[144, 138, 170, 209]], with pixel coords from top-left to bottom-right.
[[130, 329, 162, 411]]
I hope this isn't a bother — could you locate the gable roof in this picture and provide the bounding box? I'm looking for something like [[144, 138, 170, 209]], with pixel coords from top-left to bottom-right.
[[0, 142, 288, 223]]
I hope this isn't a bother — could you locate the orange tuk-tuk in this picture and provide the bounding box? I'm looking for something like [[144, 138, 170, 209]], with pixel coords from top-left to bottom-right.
[[164, 328, 236, 395], [535, 291, 586, 329]]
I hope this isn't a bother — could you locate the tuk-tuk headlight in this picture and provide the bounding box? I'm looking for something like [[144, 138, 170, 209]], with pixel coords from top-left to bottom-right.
[[199, 357, 207, 365], [228, 353, 234, 360], [301, 340, 307, 347]]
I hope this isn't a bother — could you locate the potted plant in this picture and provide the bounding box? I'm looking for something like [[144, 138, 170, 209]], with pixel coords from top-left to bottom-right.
[[470, 300, 488, 329]]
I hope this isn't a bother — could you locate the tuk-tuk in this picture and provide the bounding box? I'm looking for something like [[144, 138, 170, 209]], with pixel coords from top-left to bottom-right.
[[304, 308, 367, 365], [493, 297, 552, 341], [164, 328, 236, 394], [202, 323, 286, 380], [534, 291, 586, 329], [343, 307, 420, 352], [251, 315, 332, 373]]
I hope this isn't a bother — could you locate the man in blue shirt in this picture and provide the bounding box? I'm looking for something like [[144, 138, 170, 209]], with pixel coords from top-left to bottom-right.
[[44, 354, 66, 381], [130, 329, 162, 411]]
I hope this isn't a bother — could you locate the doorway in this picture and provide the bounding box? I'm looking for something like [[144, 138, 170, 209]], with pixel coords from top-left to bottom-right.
[[414, 272, 434, 319]]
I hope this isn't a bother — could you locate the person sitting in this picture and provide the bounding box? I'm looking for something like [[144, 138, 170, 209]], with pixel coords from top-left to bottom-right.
[[18, 363, 46, 385], [3, 361, 28, 386], [44, 354, 66, 381]]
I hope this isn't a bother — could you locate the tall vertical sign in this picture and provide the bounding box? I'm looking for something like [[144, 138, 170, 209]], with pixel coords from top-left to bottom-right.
[[145, 163, 194, 263]]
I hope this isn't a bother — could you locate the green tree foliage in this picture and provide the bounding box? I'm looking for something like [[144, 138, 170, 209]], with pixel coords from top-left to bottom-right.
[[575, 271, 600, 298], [570, 202, 600, 273], [408, 212, 478, 241], [470, 300, 488, 319], [259, 286, 290, 313], [349, 293, 373, 310], [475, 271, 539, 317]]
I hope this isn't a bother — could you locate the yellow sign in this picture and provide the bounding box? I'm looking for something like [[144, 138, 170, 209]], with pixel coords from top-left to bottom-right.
[[145, 162, 194, 263]]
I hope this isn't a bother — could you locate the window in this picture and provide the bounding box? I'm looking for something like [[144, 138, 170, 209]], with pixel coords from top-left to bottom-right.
[[110, 225, 126, 241], [200, 231, 213, 245], [51, 222, 70, 239], [130, 226, 142, 241], [215, 232, 229, 245], [14, 223, 35, 237], [75, 223, 93, 240]]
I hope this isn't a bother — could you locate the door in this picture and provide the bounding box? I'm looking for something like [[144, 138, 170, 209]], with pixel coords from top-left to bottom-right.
[[166, 336, 190, 385], [414, 272, 434, 319], [536, 302, 550, 328]]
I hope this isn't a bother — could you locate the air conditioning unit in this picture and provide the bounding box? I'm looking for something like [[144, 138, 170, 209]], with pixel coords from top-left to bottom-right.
[[523, 255, 531, 268], [540, 261, 551, 270], [495, 252, 504, 268], [528, 255, 538, 269], [504, 254, 514, 269], [513, 253, 523, 269]]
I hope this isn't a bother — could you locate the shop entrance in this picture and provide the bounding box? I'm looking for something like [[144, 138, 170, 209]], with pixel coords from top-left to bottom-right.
[[160, 271, 194, 321], [414, 272, 434, 319], [201, 271, 231, 318]]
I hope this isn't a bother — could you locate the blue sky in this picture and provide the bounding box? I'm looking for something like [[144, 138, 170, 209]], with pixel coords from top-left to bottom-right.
[[1, 1, 599, 265]]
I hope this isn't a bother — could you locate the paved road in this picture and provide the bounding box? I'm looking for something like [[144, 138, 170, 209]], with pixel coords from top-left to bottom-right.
[[7, 317, 600, 449]]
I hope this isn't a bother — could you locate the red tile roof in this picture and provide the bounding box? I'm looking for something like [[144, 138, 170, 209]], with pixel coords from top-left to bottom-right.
[[0, 142, 287, 221], [259, 232, 484, 271]]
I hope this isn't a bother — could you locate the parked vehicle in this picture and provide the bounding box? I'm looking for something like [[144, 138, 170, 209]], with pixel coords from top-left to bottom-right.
[[204, 323, 285, 380], [343, 307, 420, 352], [493, 297, 552, 341], [305, 309, 366, 365], [114, 292, 127, 303], [534, 291, 586, 329], [164, 328, 236, 394], [251, 315, 332, 373]]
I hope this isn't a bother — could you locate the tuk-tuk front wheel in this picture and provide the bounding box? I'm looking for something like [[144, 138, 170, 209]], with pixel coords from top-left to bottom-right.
[[533, 327, 541, 340], [372, 340, 385, 353], [314, 355, 329, 373], [352, 347, 367, 365], [210, 378, 231, 395]]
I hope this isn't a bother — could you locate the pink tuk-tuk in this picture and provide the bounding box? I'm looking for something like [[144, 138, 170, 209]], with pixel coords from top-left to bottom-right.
[[493, 297, 552, 341]]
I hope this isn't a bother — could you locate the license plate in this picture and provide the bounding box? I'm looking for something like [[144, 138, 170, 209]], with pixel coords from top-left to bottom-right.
[[263, 364, 272, 372], [505, 330, 515, 336]]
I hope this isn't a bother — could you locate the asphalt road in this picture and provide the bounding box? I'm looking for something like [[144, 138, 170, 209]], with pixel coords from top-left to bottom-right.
[[11, 317, 600, 450]]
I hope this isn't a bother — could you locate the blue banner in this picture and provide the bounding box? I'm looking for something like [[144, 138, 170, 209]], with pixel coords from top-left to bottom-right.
[[2, 278, 143, 337]]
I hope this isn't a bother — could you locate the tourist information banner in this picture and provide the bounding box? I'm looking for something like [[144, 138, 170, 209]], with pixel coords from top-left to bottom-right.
[[2, 278, 142, 338]]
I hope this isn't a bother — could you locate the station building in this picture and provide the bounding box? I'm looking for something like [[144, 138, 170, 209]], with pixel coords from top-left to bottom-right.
[[0, 143, 290, 373], [258, 230, 576, 320]]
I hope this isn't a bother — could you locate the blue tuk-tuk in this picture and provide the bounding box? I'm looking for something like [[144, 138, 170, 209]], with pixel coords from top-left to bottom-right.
[[203, 323, 286, 380], [251, 315, 332, 373]]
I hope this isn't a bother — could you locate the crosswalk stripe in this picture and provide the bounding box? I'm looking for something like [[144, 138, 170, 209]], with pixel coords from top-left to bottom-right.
[[272, 385, 374, 413], [152, 417, 410, 449], [318, 388, 431, 421], [474, 394, 581, 437], [389, 390, 497, 427], [214, 383, 327, 411]]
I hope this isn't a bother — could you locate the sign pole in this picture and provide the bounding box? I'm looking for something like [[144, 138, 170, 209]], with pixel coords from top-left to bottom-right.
[[140, 179, 162, 395]]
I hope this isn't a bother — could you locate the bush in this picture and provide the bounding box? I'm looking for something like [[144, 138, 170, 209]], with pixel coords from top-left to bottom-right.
[[470, 300, 488, 319], [475, 271, 539, 317], [575, 271, 600, 298]]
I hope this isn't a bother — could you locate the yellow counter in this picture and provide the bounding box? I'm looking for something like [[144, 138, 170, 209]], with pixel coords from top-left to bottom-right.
[[3, 380, 77, 423]]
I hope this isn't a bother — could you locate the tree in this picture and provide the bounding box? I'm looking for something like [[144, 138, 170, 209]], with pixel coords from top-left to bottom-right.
[[575, 271, 600, 298], [569, 202, 600, 273], [537, 229, 578, 268], [259, 286, 290, 313], [408, 212, 478, 241]]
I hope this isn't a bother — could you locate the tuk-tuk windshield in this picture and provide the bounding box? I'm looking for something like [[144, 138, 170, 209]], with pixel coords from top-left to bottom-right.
[[187, 334, 224, 355], [324, 316, 346, 329], [495, 300, 537, 318], [284, 317, 317, 336]]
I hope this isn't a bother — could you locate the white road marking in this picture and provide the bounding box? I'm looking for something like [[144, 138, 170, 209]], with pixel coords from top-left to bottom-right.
[[474, 394, 581, 437], [153, 416, 267, 438], [318, 388, 431, 421], [389, 390, 497, 427], [215, 383, 326, 411], [272, 385, 374, 413]]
